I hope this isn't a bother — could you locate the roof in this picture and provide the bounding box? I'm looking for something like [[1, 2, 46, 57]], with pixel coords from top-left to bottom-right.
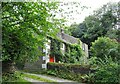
[[57, 32, 79, 44]]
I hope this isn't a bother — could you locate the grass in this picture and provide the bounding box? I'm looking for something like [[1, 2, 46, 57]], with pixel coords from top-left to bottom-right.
[[2, 70, 57, 84], [2, 78, 32, 84], [2, 71, 32, 84], [22, 73, 57, 83]]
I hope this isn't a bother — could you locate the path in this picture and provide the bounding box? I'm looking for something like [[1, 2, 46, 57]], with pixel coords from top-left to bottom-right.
[[24, 77, 50, 84], [24, 77, 42, 82], [23, 72, 85, 84]]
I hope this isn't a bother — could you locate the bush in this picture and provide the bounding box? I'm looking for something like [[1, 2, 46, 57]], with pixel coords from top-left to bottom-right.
[[86, 56, 120, 84], [46, 69, 83, 82], [47, 62, 92, 82], [47, 62, 91, 74], [2, 71, 22, 82], [90, 37, 119, 61]]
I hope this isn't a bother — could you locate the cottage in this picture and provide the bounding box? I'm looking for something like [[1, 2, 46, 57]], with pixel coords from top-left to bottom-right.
[[24, 29, 88, 70]]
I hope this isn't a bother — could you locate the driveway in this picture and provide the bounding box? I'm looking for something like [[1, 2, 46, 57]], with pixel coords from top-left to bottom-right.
[[23, 72, 85, 84]]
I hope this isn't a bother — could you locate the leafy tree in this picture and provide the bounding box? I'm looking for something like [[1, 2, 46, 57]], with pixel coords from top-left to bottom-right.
[[2, 2, 61, 74], [90, 37, 119, 60], [67, 2, 119, 48], [67, 23, 84, 37], [94, 2, 120, 41]]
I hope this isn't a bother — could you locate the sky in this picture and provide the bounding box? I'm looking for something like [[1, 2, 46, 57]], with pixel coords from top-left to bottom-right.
[[55, 0, 120, 26]]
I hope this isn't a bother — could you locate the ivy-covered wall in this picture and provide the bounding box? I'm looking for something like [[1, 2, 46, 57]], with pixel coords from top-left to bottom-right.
[[50, 38, 62, 62], [49, 38, 84, 64]]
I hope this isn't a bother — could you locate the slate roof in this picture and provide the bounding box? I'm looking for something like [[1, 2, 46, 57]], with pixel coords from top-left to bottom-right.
[[57, 30, 79, 44]]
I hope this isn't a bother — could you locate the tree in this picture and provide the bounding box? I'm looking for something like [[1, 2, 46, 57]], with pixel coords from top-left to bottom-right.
[[67, 23, 80, 36], [90, 37, 119, 60], [89, 2, 119, 41], [67, 2, 119, 48], [2, 2, 61, 74]]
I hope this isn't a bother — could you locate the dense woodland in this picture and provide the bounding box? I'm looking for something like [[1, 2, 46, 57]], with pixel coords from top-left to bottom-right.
[[66, 2, 120, 48]]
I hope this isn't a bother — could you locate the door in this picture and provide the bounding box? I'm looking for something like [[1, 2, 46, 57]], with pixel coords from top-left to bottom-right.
[[49, 55, 54, 62]]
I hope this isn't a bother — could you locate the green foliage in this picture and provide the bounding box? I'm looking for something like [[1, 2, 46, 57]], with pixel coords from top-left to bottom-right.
[[66, 2, 119, 48], [2, 79, 32, 84], [50, 38, 61, 55], [15, 59, 26, 70], [2, 72, 36, 84], [85, 37, 120, 83], [47, 62, 90, 74], [2, 1, 65, 82], [90, 37, 119, 60], [46, 69, 57, 76], [68, 44, 84, 63], [87, 56, 120, 84], [2, 71, 23, 82], [50, 38, 63, 62], [2, 2, 61, 62], [50, 38, 84, 63], [22, 73, 56, 82], [47, 62, 91, 82]]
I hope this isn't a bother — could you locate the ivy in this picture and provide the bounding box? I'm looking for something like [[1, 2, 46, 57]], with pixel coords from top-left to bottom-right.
[[50, 38, 62, 62], [50, 37, 84, 63]]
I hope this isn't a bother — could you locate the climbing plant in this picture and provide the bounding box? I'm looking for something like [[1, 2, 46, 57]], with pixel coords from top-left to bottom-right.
[[66, 44, 84, 63], [50, 38, 62, 62], [50, 38, 84, 63]]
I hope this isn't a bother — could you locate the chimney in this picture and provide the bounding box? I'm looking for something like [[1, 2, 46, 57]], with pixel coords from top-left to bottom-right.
[[61, 28, 64, 33]]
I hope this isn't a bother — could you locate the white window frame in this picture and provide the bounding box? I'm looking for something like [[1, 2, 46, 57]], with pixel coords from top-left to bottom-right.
[[82, 43, 85, 51], [42, 56, 46, 60], [42, 64, 46, 69], [61, 43, 65, 50]]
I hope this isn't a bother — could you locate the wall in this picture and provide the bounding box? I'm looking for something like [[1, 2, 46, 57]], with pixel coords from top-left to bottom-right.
[[24, 56, 43, 71]]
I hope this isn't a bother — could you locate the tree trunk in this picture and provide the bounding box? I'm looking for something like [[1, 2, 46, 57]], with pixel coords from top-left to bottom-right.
[[2, 60, 15, 74]]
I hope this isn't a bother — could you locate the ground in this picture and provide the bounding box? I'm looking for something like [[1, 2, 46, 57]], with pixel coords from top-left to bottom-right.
[[23, 72, 84, 84]]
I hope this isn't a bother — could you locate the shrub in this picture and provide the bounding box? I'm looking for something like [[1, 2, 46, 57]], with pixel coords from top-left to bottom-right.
[[46, 68, 83, 82], [90, 37, 119, 61], [2, 71, 22, 82], [47, 62, 92, 82], [87, 56, 120, 84], [47, 62, 91, 74]]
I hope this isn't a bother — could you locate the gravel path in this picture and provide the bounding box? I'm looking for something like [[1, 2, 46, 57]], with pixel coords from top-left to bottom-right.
[[24, 77, 42, 82], [24, 77, 50, 84], [23, 72, 85, 84]]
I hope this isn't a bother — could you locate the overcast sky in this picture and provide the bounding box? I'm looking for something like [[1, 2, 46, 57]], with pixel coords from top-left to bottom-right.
[[55, 0, 120, 26]]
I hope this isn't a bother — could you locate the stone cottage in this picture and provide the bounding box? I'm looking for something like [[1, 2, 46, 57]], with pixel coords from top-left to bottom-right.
[[24, 29, 88, 70]]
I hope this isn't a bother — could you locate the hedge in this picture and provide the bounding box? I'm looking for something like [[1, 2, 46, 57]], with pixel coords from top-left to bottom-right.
[[47, 62, 91, 74], [46, 62, 95, 82]]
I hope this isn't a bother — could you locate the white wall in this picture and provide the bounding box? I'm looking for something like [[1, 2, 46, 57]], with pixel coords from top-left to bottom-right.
[[61, 43, 65, 54], [42, 39, 51, 69]]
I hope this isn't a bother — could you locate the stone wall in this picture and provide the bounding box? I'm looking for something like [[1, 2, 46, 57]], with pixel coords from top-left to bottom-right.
[[24, 56, 43, 71]]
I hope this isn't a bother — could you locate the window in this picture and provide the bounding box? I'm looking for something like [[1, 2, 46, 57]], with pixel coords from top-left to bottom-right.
[[42, 64, 46, 69], [82, 43, 85, 51], [61, 43, 65, 50], [42, 56, 46, 60], [43, 49, 46, 53]]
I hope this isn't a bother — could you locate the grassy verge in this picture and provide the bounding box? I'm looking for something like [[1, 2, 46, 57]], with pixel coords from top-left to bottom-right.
[[2, 78, 32, 84], [2, 71, 32, 84], [22, 70, 84, 83], [22, 73, 57, 83]]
